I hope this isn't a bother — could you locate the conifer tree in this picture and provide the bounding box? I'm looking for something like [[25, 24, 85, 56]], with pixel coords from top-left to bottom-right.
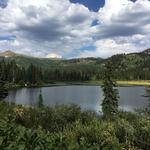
[[38, 90, 44, 108], [0, 79, 8, 100], [102, 61, 119, 119]]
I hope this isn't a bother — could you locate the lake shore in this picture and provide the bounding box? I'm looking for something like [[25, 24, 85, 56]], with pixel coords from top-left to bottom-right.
[[6, 80, 150, 90], [62, 80, 150, 86], [117, 80, 150, 86]]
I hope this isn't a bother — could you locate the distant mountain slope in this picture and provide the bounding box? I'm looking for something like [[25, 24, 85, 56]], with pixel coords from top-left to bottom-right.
[[108, 48, 150, 69], [0, 50, 103, 70], [0, 49, 150, 71], [0, 50, 19, 57]]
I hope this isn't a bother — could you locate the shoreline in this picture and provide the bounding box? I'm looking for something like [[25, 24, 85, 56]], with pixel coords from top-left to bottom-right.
[[60, 80, 150, 87], [6, 80, 150, 90], [117, 80, 150, 86]]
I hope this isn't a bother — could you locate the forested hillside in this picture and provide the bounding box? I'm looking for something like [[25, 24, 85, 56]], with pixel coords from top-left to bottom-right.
[[0, 48, 150, 82]]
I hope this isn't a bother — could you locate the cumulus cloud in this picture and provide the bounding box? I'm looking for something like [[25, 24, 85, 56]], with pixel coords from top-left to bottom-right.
[[78, 34, 150, 58], [0, 0, 95, 56], [82, 0, 150, 58], [46, 53, 62, 59], [0, 0, 150, 58], [92, 0, 150, 38]]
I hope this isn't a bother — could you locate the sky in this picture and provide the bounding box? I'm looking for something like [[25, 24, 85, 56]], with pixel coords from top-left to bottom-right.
[[0, 0, 150, 58]]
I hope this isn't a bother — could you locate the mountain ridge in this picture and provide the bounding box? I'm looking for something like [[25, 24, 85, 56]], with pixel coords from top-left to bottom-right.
[[0, 50, 18, 58], [0, 48, 150, 59], [0, 48, 150, 71]]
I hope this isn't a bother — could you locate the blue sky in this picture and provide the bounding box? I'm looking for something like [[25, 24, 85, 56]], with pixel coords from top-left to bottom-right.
[[70, 0, 105, 12], [0, 0, 150, 58], [0, 35, 16, 41], [0, 0, 8, 8]]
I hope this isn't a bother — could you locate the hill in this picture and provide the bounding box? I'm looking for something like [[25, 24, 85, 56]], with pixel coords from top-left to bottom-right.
[[108, 48, 150, 69], [0, 49, 149, 67], [0, 50, 104, 71], [0, 49, 150, 80], [0, 50, 19, 57]]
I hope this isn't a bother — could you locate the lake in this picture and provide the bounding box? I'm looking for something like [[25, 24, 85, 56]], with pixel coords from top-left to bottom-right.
[[5, 86, 149, 113]]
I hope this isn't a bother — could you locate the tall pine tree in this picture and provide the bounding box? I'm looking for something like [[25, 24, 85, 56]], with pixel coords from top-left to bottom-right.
[[0, 80, 8, 100], [102, 61, 119, 119], [0, 64, 8, 100]]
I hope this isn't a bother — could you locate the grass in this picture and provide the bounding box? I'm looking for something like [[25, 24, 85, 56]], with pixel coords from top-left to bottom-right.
[[65, 80, 150, 86], [27, 80, 150, 87], [117, 80, 150, 86]]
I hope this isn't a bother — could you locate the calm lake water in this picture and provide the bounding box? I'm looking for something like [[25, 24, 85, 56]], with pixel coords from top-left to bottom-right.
[[5, 86, 149, 113]]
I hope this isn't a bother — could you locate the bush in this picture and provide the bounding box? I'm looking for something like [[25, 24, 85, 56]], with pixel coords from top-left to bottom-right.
[[134, 116, 150, 149], [0, 101, 149, 149], [0, 117, 53, 150], [115, 119, 135, 149]]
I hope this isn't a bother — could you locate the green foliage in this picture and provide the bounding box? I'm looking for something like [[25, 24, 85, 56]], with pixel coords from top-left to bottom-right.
[[0, 117, 53, 150], [63, 120, 122, 149], [0, 59, 91, 86], [134, 116, 150, 150], [0, 80, 8, 100], [0, 101, 149, 149], [0, 59, 8, 99], [102, 61, 119, 119], [114, 118, 135, 148], [1, 49, 150, 81], [1, 49, 150, 85], [38, 90, 44, 108], [15, 105, 95, 132]]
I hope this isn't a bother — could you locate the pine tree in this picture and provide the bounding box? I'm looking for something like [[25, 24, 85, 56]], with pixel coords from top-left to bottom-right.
[[0, 59, 8, 99], [38, 90, 44, 108], [102, 61, 119, 119], [0, 80, 8, 100]]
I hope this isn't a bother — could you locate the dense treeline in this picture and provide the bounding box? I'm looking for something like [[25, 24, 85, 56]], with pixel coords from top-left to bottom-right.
[[0, 59, 42, 84], [1, 57, 150, 86], [109, 54, 150, 80], [0, 59, 91, 85], [44, 69, 90, 82]]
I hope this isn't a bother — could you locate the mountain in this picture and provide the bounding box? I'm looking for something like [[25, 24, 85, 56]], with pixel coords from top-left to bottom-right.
[[0, 50, 18, 57], [141, 48, 150, 55], [0, 49, 150, 72], [0, 50, 103, 70], [107, 49, 150, 67]]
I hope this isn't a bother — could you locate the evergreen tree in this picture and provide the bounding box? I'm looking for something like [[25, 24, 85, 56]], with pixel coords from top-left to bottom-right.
[[102, 61, 119, 119], [0, 80, 8, 100], [0, 60, 8, 99], [38, 90, 44, 108]]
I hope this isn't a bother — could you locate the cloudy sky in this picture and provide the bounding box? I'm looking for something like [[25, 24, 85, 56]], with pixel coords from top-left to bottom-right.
[[0, 0, 150, 58]]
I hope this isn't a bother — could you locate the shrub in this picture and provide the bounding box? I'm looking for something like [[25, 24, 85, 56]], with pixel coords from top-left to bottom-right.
[[0, 101, 149, 149], [134, 116, 150, 149]]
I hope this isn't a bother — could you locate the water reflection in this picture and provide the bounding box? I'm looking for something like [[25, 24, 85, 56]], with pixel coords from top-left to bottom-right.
[[5, 86, 149, 113]]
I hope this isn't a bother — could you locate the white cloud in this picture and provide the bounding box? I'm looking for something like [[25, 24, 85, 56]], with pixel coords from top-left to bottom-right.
[[0, 0, 150, 58], [46, 53, 62, 59], [92, 0, 150, 38], [78, 33, 150, 58], [0, 0, 94, 57], [78, 38, 141, 58], [98, 0, 131, 24], [79, 0, 150, 58]]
